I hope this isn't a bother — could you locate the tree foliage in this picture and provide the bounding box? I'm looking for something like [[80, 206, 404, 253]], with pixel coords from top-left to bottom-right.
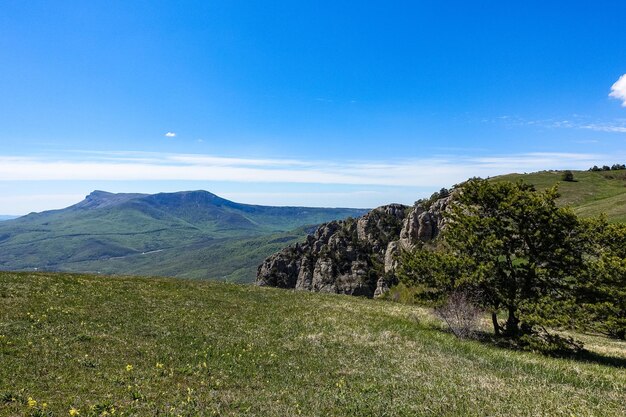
[[444, 179, 589, 337], [398, 244, 470, 304], [576, 220, 626, 339], [399, 179, 593, 343]]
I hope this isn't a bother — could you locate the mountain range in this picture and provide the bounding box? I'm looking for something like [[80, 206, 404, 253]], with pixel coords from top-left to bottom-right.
[[0, 190, 367, 281], [1, 169, 625, 283]]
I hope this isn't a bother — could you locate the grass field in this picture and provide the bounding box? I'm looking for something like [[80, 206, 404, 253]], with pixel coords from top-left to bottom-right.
[[1, 272, 624, 416], [496, 170, 626, 222]]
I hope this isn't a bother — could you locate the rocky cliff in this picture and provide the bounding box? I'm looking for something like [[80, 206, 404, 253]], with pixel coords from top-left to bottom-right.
[[256, 196, 450, 297]]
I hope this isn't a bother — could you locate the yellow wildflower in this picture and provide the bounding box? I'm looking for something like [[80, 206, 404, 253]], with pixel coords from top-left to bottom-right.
[[125, 364, 133, 372], [69, 407, 80, 416], [27, 397, 37, 408], [156, 362, 164, 368]]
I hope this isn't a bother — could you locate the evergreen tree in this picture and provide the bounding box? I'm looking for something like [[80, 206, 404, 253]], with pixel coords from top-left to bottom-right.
[[401, 179, 589, 339], [561, 170, 575, 182], [577, 220, 626, 339]]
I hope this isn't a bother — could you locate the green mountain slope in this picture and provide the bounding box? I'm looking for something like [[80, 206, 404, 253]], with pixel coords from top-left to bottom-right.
[[1, 272, 624, 416], [53, 226, 316, 282], [0, 191, 367, 281], [494, 170, 626, 222]]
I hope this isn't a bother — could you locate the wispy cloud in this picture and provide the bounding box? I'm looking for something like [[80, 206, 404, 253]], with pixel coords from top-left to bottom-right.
[[0, 151, 611, 187], [580, 123, 626, 133], [609, 74, 626, 106], [489, 115, 626, 134], [164, 132, 176, 138]]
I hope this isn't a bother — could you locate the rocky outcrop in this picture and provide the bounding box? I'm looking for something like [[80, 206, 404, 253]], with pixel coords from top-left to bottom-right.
[[256, 196, 451, 298], [399, 197, 448, 247]]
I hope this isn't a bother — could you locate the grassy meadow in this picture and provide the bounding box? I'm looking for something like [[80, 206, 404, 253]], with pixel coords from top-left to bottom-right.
[[1, 272, 625, 416], [496, 170, 626, 222]]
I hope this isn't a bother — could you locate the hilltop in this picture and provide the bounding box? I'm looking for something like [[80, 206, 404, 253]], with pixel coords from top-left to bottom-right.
[[0, 271, 624, 416], [0, 191, 367, 281], [494, 169, 626, 222]]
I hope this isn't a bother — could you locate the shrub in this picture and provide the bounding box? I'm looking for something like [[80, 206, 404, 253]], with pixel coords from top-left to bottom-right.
[[561, 170, 575, 182], [414, 187, 452, 209], [382, 282, 423, 304], [434, 290, 482, 339]]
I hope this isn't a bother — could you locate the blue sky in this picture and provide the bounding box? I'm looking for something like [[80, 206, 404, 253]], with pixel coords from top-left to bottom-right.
[[2, 1, 626, 213]]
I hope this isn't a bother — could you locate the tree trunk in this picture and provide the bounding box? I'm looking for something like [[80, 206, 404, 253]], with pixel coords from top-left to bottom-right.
[[491, 312, 501, 336], [505, 307, 519, 337]]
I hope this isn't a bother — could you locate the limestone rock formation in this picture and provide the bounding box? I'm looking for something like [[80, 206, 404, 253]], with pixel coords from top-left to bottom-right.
[[256, 195, 451, 298]]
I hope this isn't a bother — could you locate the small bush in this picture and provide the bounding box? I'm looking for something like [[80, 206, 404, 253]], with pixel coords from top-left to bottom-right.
[[561, 170, 575, 182], [414, 187, 451, 209], [434, 290, 482, 339], [382, 282, 422, 305]]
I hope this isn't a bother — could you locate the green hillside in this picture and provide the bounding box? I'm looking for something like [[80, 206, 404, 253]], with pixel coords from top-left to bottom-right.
[[494, 170, 626, 222], [1, 272, 624, 416], [53, 226, 315, 282], [0, 191, 367, 281]]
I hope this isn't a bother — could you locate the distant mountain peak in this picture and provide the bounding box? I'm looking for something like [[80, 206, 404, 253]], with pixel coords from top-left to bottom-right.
[[88, 190, 114, 197], [144, 190, 232, 207], [72, 190, 147, 210]]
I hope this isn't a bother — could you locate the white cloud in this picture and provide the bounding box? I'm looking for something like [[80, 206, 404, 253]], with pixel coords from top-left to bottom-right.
[[504, 116, 626, 134], [164, 132, 176, 138], [609, 74, 626, 106], [220, 191, 384, 208], [0, 151, 612, 188], [2, 150, 621, 212], [581, 123, 626, 133]]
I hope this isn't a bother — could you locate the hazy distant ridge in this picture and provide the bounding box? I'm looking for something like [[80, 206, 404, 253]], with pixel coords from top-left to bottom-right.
[[0, 190, 367, 281]]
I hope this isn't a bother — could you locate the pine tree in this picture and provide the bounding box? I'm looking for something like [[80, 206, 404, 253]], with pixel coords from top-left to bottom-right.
[[577, 220, 626, 339], [401, 179, 589, 339]]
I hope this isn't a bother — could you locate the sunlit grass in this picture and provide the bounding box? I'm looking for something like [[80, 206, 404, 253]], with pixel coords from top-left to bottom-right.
[[1, 272, 625, 416], [496, 170, 626, 222]]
